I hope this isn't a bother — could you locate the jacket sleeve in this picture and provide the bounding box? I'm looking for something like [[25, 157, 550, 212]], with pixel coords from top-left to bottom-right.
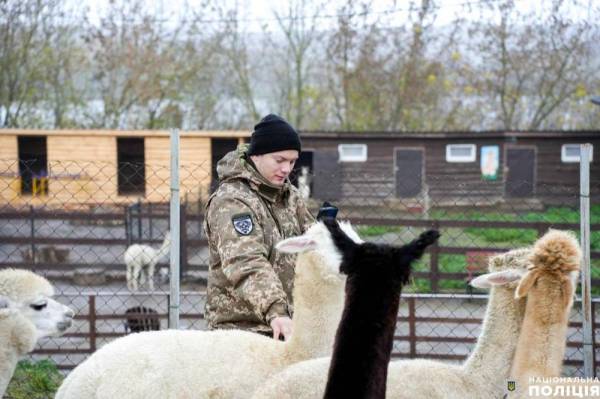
[[296, 196, 316, 233], [206, 197, 289, 323]]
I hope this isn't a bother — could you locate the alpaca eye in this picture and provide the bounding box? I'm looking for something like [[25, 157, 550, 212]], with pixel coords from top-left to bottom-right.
[[30, 302, 47, 311]]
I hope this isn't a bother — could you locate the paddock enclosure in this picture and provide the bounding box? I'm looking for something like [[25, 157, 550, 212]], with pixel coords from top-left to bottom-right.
[[0, 128, 599, 377]]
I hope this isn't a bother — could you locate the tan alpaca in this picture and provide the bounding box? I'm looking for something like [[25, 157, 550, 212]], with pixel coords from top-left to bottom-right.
[[507, 230, 597, 398]]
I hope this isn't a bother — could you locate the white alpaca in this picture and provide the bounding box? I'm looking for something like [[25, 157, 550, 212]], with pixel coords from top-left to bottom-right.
[[0, 269, 75, 396], [506, 230, 587, 398], [297, 166, 311, 199], [0, 296, 38, 396], [124, 231, 170, 291], [251, 245, 536, 399], [55, 221, 361, 399]]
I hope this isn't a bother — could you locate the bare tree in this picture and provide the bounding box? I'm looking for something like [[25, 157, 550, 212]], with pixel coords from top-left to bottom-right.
[[0, 0, 57, 127], [39, 4, 87, 128], [83, 0, 192, 129], [270, 0, 324, 129], [325, 1, 369, 130], [200, 1, 261, 128], [469, 0, 595, 130]]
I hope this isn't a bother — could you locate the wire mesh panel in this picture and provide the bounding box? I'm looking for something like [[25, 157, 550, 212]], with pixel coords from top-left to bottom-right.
[[0, 159, 210, 371], [0, 154, 598, 378]]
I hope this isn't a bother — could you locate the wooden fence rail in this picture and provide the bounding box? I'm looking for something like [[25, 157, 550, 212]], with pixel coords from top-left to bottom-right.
[[1, 208, 599, 291], [32, 294, 599, 373]]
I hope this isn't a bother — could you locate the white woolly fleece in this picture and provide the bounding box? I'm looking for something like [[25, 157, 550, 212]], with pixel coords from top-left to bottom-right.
[[0, 269, 54, 303], [0, 300, 38, 397], [56, 222, 356, 399], [251, 247, 534, 399]]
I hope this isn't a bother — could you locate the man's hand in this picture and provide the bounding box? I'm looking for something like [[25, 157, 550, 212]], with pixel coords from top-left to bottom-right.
[[270, 316, 293, 341]]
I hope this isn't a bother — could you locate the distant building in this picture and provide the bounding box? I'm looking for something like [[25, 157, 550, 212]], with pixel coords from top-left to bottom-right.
[[0, 129, 247, 208], [299, 130, 600, 209], [1, 129, 598, 210]]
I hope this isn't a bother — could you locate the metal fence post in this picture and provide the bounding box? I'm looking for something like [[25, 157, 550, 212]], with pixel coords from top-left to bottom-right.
[[579, 143, 594, 377], [169, 129, 181, 329]]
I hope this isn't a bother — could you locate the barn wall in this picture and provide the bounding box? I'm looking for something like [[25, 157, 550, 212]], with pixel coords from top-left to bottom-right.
[[0, 130, 234, 208], [0, 135, 19, 204], [301, 133, 600, 209]]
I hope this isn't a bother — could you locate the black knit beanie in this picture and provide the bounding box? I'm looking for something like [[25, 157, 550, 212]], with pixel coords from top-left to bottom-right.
[[247, 114, 301, 156]]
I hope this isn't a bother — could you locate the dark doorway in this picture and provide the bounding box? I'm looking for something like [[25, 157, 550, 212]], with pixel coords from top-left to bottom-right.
[[395, 148, 423, 198], [312, 149, 341, 201], [210, 138, 239, 193], [506, 148, 535, 197], [117, 138, 145, 195], [18, 136, 48, 195]]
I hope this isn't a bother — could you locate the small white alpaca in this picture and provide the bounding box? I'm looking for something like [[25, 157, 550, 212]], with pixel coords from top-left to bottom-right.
[[0, 269, 75, 396], [124, 232, 171, 291], [0, 296, 38, 396], [297, 166, 311, 199]]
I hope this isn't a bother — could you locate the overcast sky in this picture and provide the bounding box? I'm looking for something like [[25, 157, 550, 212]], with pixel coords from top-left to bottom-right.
[[80, 0, 596, 32]]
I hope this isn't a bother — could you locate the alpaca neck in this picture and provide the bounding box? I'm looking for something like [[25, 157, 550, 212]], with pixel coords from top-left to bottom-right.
[[0, 354, 17, 397], [324, 273, 402, 399], [463, 286, 525, 387], [511, 289, 573, 382], [284, 253, 345, 363], [155, 237, 170, 261]]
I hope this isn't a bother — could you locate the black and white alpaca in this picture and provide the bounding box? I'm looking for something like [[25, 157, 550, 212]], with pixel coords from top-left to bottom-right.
[[321, 218, 440, 399]]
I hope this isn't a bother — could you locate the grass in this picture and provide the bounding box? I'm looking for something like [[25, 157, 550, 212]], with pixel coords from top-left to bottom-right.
[[355, 205, 600, 294], [4, 360, 64, 399], [356, 225, 404, 237]]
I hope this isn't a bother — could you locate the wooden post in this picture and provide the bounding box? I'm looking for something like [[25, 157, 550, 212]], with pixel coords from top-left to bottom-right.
[[535, 222, 545, 238], [429, 221, 440, 293], [89, 295, 96, 352], [408, 297, 417, 358], [137, 199, 142, 241], [125, 205, 132, 247], [148, 202, 153, 240]]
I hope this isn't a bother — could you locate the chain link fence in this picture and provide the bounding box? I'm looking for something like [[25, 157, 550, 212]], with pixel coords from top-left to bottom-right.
[[0, 155, 598, 378]]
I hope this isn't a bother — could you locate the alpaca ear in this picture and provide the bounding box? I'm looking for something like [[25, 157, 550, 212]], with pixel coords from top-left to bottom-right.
[[470, 269, 523, 289], [515, 271, 537, 298], [338, 221, 364, 244], [322, 218, 358, 253], [562, 276, 575, 309], [276, 236, 317, 253]]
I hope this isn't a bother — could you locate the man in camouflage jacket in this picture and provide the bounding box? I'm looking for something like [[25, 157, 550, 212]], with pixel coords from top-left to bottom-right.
[[204, 114, 314, 340]]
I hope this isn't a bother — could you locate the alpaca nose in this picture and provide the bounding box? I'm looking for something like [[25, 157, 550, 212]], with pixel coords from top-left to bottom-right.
[[57, 319, 73, 331], [64, 308, 75, 319]]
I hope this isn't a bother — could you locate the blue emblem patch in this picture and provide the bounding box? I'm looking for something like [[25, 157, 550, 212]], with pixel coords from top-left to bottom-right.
[[232, 214, 253, 235]]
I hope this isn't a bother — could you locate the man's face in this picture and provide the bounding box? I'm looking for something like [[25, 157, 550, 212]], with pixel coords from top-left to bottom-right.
[[250, 150, 299, 186]]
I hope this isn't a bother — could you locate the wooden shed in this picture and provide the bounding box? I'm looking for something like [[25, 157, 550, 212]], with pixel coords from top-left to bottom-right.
[[299, 131, 600, 209], [1, 129, 598, 210], [0, 129, 248, 209]]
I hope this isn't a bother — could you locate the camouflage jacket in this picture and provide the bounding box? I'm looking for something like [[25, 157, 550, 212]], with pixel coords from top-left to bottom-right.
[[204, 144, 315, 333]]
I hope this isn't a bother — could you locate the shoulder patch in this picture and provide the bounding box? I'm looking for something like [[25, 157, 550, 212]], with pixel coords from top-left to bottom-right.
[[232, 213, 254, 236]]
